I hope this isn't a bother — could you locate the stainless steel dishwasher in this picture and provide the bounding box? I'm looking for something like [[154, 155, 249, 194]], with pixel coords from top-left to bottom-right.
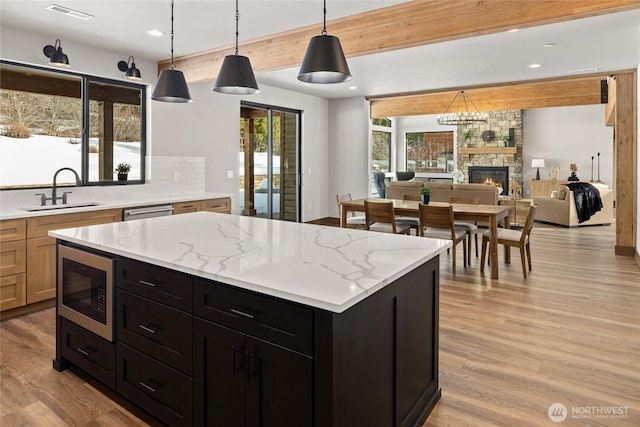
[[123, 204, 174, 221]]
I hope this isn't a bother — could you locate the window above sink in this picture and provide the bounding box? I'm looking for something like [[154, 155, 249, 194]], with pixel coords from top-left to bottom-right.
[[0, 60, 146, 191]]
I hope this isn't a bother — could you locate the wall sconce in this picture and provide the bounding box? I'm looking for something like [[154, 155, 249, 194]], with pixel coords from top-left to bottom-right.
[[117, 56, 142, 80], [43, 39, 69, 67]]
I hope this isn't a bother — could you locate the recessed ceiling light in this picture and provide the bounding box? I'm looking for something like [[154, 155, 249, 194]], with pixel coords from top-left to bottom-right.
[[527, 63, 543, 69], [146, 29, 165, 37], [45, 4, 93, 20], [543, 43, 556, 48], [567, 67, 599, 74], [348, 86, 357, 90], [507, 28, 519, 33]]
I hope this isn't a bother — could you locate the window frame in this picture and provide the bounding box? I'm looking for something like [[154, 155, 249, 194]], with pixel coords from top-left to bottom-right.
[[0, 59, 146, 190]]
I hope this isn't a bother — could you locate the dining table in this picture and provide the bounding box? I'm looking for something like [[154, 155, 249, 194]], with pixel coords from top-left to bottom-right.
[[339, 198, 512, 279]]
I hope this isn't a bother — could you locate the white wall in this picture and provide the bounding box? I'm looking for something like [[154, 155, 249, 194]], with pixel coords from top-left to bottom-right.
[[152, 81, 330, 220], [0, 25, 158, 86], [328, 97, 370, 216], [637, 62, 640, 261], [1, 25, 331, 222], [522, 105, 614, 195]]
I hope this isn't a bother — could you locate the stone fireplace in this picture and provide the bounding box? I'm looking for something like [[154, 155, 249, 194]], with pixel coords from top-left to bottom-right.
[[455, 109, 523, 193], [469, 166, 509, 196]]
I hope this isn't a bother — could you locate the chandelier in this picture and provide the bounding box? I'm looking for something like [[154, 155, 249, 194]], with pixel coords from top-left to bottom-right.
[[437, 90, 488, 125]]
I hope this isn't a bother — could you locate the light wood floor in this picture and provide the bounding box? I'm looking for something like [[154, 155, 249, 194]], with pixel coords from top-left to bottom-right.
[[1, 222, 638, 426]]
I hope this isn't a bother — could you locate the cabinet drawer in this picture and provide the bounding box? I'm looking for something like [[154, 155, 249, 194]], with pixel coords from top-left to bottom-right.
[[116, 259, 192, 312], [26, 208, 122, 238], [117, 289, 192, 375], [201, 198, 231, 213], [172, 201, 200, 215], [0, 219, 26, 243], [60, 318, 116, 389], [0, 240, 26, 276], [194, 280, 313, 356], [116, 342, 193, 427], [0, 273, 26, 311]]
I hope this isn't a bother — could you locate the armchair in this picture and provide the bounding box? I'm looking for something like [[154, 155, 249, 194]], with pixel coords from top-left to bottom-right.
[[373, 171, 386, 198]]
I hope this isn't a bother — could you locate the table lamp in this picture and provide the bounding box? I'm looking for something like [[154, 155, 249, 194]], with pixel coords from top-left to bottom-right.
[[531, 159, 545, 180]]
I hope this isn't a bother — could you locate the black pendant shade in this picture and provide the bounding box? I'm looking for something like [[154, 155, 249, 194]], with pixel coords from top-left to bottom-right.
[[213, 0, 259, 94], [214, 55, 259, 94], [298, 0, 351, 84], [152, 0, 192, 103], [152, 69, 192, 103], [298, 34, 351, 83]]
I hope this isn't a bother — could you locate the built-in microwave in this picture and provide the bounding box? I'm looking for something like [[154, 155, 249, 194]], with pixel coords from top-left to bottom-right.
[[57, 245, 115, 341]]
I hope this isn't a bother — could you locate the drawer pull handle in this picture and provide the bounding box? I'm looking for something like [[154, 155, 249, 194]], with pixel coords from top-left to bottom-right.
[[230, 308, 254, 319], [76, 347, 92, 356], [139, 324, 158, 334], [139, 280, 157, 287], [139, 381, 157, 393]]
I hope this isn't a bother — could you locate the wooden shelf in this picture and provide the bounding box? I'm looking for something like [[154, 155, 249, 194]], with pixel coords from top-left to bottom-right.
[[458, 147, 517, 155]]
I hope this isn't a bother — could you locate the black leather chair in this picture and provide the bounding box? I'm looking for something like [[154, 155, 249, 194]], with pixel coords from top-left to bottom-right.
[[373, 171, 386, 198], [396, 171, 415, 181]]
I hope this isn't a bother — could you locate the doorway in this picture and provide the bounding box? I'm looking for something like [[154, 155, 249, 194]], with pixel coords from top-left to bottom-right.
[[239, 103, 301, 221]]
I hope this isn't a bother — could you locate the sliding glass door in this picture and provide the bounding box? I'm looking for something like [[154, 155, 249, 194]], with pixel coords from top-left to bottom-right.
[[240, 103, 300, 221]]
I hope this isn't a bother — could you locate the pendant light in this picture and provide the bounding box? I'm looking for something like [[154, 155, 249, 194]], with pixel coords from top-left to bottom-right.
[[298, 0, 351, 84], [43, 39, 70, 68], [152, 0, 192, 103], [117, 56, 142, 80], [213, 0, 259, 94]]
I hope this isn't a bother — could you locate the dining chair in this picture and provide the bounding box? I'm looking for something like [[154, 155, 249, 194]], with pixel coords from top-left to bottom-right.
[[336, 193, 366, 228], [480, 205, 537, 278], [418, 204, 467, 271], [364, 200, 411, 235], [396, 194, 421, 233], [449, 196, 480, 265]]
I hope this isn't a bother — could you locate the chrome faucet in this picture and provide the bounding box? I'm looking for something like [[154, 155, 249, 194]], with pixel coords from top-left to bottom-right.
[[51, 167, 81, 205]]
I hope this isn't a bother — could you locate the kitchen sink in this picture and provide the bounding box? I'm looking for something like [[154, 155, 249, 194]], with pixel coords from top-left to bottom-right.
[[21, 202, 103, 212]]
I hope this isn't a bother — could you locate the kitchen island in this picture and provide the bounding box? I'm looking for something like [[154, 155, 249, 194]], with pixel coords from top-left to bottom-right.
[[51, 212, 449, 427]]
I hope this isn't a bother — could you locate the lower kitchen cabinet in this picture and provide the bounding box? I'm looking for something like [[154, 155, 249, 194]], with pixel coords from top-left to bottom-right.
[[0, 219, 27, 311], [193, 318, 312, 427], [60, 317, 116, 389], [116, 341, 193, 426], [25, 209, 123, 305], [55, 246, 439, 427]]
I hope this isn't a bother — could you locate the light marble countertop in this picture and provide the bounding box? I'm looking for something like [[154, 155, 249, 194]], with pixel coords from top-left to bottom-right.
[[50, 212, 450, 313], [0, 192, 230, 220]]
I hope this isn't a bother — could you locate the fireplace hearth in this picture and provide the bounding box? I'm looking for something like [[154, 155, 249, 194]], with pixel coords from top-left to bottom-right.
[[469, 166, 509, 196]]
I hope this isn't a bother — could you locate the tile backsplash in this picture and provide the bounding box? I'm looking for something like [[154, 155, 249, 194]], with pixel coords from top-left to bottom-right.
[[0, 156, 206, 209]]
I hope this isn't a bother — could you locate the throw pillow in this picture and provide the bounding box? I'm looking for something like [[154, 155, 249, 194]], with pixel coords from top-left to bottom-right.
[[556, 185, 570, 200]]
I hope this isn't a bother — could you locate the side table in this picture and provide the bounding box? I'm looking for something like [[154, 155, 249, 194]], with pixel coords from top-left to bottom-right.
[[498, 197, 534, 228]]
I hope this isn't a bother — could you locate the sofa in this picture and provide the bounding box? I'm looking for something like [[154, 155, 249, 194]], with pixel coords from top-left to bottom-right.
[[385, 181, 500, 205], [533, 185, 613, 227]]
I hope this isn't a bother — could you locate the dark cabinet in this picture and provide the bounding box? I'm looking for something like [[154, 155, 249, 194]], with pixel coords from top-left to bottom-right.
[[116, 342, 193, 426], [194, 292, 313, 427], [56, 246, 440, 427], [59, 317, 116, 389]]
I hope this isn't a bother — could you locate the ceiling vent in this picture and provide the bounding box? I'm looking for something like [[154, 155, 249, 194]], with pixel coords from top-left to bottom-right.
[[45, 4, 94, 20]]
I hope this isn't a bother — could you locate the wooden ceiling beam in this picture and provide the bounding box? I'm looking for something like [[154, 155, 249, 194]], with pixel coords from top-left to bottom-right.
[[158, 0, 640, 84], [368, 72, 632, 117]]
